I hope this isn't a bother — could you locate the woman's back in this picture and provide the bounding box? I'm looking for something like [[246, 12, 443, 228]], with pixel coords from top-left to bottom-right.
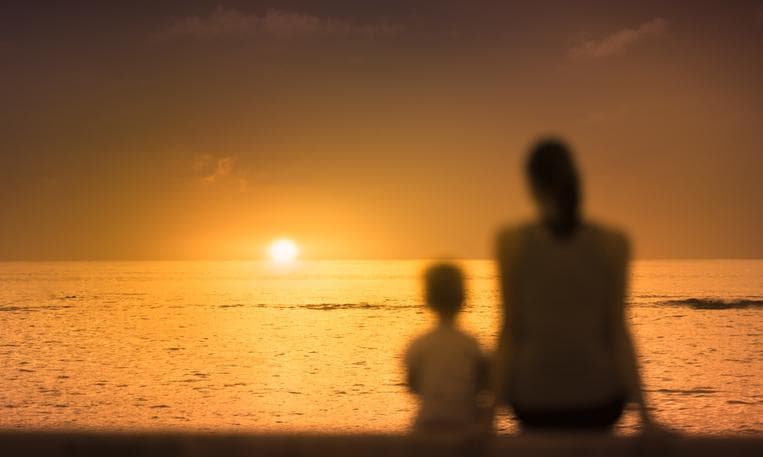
[[497, 221, 629, 410]]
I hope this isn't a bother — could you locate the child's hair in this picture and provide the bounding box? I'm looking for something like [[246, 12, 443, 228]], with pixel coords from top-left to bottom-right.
[[424, 263, 465, 317]]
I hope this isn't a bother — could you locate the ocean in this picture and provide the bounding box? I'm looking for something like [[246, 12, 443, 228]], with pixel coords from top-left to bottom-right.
[[0, 260, 761, 434]]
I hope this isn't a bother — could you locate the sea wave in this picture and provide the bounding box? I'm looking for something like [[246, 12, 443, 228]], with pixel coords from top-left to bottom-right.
[[659, 298, 763, 310], [217, 302, 420, 311], [0, 304, 74, 313], [303, 303, 387, 311], [649, 387, 718, 396]]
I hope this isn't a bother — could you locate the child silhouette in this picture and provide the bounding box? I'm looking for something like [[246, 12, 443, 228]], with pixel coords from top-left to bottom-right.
[[404, 263, 490, 433]]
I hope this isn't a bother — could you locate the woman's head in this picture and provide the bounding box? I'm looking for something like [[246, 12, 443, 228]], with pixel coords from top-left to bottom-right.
[[526, 138, 581, 238]]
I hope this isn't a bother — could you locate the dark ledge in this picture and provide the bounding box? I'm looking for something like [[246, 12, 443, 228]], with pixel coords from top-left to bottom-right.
[[0, 432, 760, 457]]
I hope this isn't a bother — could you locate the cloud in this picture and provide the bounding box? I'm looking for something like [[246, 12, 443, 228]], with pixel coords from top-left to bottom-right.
[[568, 17, 668, 60], [193, 154, 249, 191], [155, 7, 401, 42]]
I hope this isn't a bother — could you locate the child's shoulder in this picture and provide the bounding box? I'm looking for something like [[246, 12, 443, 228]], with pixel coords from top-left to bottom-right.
[[405, 326, 484, 367], [454, 328, 483, 353], [406, 325, 469, 349], [439, 325, 484, 355], [409, 325, 481, 348], [405, 327, 439, 350], [404, 329, 435, 365]]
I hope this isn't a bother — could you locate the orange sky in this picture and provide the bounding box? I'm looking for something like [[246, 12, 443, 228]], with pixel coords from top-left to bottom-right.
[[1, 1, 762, 259]]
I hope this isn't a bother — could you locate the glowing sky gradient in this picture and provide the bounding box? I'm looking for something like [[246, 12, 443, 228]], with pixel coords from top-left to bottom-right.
[[1, 1, 762, 259]]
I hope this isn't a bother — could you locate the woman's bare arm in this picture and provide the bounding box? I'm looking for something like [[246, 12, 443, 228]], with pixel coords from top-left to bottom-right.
[[494, 228, 521, 405], [611, 235, 653, 426]]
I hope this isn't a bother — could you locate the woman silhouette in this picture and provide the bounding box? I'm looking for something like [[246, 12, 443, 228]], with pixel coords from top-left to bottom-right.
[[494, 138, 654, 430]]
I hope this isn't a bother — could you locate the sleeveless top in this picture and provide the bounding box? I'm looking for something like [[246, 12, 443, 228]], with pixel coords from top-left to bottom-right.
[[496, 221, 630, 410]]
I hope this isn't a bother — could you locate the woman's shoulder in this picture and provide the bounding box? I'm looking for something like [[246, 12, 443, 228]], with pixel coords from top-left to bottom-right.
[[495, 222, 538, 265], [496, 221, 537, 249], [583, 221, 631, 261]]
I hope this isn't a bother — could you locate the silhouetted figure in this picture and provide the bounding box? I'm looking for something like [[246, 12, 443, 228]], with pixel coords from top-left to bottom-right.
[[404, 263, 490, 433], [494, 138, 654, 431]]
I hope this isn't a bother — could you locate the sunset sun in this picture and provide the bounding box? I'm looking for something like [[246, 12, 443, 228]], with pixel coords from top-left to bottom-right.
[[269, 238, 299, 263]]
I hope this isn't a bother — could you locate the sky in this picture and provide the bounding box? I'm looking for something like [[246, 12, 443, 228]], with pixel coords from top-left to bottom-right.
[[1, 1, 762, 260]]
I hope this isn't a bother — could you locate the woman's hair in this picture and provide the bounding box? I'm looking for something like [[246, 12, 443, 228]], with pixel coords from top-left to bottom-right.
[[526, 138, 581, 238]]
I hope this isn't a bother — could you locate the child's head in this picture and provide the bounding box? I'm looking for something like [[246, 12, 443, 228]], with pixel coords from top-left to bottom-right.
[[424, 263, 465, 320]]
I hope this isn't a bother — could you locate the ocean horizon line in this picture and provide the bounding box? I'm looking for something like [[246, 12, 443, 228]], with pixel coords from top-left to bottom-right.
[[0, 257, 762, 263]]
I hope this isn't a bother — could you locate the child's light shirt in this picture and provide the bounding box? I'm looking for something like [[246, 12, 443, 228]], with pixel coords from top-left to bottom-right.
[[404, 322, 486, 430]]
